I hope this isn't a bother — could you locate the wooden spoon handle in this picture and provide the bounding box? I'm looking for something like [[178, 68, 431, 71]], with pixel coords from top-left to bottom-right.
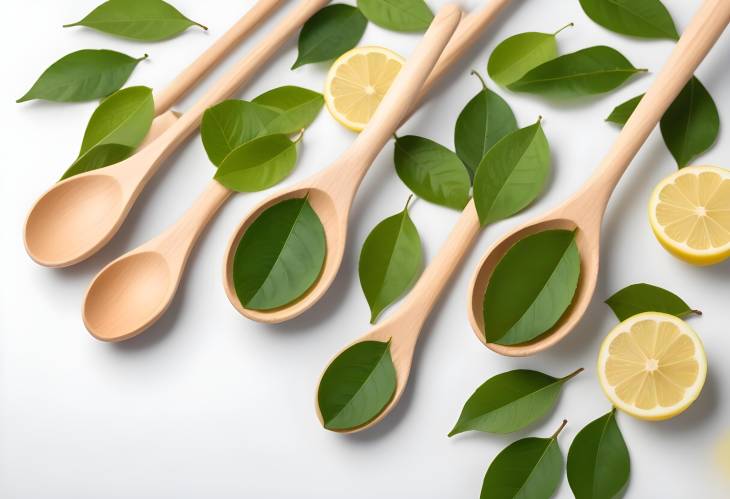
[[154, 0, 285, 115]]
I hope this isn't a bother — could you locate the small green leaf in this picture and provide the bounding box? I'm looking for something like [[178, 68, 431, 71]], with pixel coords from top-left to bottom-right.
[[17, 49, 146, 103], [252, 85, 324, 135], [660, 76, 719, 168], [357, 0, 434, 32], [473, 120, 551, 226], [508, 46, 645, 98], [481, 420, 567, 499], [567, 409, 630, 499], [605, 283, 700, 321], [64, 0, 206, 41], [359, 197, 422, 323], [579, 0, 678, 40], [394, 136, 470, 210], [484, 230, 581, 345], [318, 340, 397, 431], [292, 4, 368, 69], [606, 94, 643, 126], [215, 135, 298, 193], [449, 368, 582, 436], [60, 144, 133, 180], [454, 72, 518, 178]]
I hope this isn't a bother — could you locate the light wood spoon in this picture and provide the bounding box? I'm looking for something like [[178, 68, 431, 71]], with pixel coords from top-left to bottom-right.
[[224, 0, 516, 324], [23, 0, 324, 268], [467, 0, 730, 357]]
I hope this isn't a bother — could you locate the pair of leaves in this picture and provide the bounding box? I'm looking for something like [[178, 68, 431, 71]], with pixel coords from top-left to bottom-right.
[[65, 0, 206, 41], [449, 368, 582, 436], [605, 282, 700, 321], [293, 4, 368, 69], [18, 50, 147, 103], [606, 77, 720, 167], [318, 340, 397, 431], [232, 197, 326, 310], [483, 230, 581, 345], [357, 0, 433, 32], [579, 0, 679, 41], [359, 198, 422, 323]]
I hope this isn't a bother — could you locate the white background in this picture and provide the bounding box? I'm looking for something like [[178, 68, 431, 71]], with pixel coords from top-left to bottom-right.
[[1, 0, 729, 497]]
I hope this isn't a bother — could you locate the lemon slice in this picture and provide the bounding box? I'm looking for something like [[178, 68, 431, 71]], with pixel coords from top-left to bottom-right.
[[649, 165, 730, 265], [324, 46, 404, 132], [597, 312, 707, 421]]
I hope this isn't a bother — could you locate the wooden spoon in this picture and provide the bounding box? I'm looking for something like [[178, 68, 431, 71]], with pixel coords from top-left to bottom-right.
[[467, 0, 730, 357], [23, 0, 323, 268]]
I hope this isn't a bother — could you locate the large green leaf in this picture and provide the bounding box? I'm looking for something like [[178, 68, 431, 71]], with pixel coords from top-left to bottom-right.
[[449, 368, 582, 436], [454, 74, 517, 178], [579, 0, 678, 40], [252, 86, 324, 135], [660, 76, 719, 168], [292, 4, 368, 69], [484, 230, 581, 345], [567, 409, 630, 499], [605, 94, 643, 125], [61, 144, 133, 180], [473, 121, 551, 226], [357, 0, 433, 32], [394, 136, 471, 210], [359, 198, 422, 323], [232, 197, 325, 310], [605, 283, 699, 321], [508, 46, 645, 98], [481, 422, 566, 499], [214, 135, 298, 193], [17, 49, 146, 103], [318, 340, 397, 431], [64, 0, 206, 41]]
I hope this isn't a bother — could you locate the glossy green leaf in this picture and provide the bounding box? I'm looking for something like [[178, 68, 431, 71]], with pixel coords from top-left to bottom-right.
[[579, 0, 678, 40], [215, 135, 298, 193], [318, 340, 397, 430], [292, 4, 368, 69], [61, 144, 133, 180], [64, 0, 206, 41], [232, 197, 325, 310], [605, 283, 699, 321], [17, 49, 146, 103], [484, 230, 580, 345], [357, 0, 433, 32], [394, 136, 470, 210], [473, 120, 551, 226], [660, 76, 719, 168], [359, 198, 422, 323], [252, 85, 324, 135], [605, 94, 643, 125], [508, 46, 645, 98], [449, 368, 582, 436], [567, 409, 630, 499], [454, 73, 518, 178], [481, 421, 566, 499]]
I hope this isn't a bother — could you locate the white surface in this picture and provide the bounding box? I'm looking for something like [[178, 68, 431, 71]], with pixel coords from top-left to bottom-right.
[[1, 1, 729, 497]]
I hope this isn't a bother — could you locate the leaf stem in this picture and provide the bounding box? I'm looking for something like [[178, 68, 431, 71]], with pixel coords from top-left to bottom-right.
[[551, 419, 568, 439], [553, 22, 574, 36], [561, 367, 584, 382], [393, 132, 400, 141], [293, 128, 305, 144], [404, 194, 415, 211], [137, 53, 150, 62], [470, 70, 488, 91], [689, 309, 703, 316]]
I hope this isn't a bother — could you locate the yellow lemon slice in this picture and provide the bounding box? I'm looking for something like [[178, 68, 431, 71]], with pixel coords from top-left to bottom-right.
[[324, 46, 404, 132], [649, 165, 730, 265], [597, 312, 707, 421]]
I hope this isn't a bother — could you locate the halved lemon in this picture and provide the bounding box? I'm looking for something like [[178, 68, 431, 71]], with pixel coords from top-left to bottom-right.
[[597, 312, 707, 421], [324, 46, 404, 132], [649, 165, 730, 265]]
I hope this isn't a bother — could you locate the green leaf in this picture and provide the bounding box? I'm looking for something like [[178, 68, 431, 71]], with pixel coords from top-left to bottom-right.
[[356, 0, 434, 32], [508, 46, 645, 98], [481, 421, 566, 499], [567, 409, 630, 499], [252, 86, 324, 135], [660, 76, 719, 168], [318, 340, 397, 430], [394, 136, 471, 210], [605, 94, 643, 125], [454, 73, 518, 178], [605, 283, 700, 321], [359, 198, 422, 323], [473, 120, 551, 226], [233, 197, 325, 310], [579, 0, 678, 40], [292, 4, 368, 69], [484, 230, 580, 345], [60, 144, 133, 180], [64, 0, 206, 41], [214, 135, 298, 193], [449, 368, 582, 436], [17, 49, 146, 103]]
